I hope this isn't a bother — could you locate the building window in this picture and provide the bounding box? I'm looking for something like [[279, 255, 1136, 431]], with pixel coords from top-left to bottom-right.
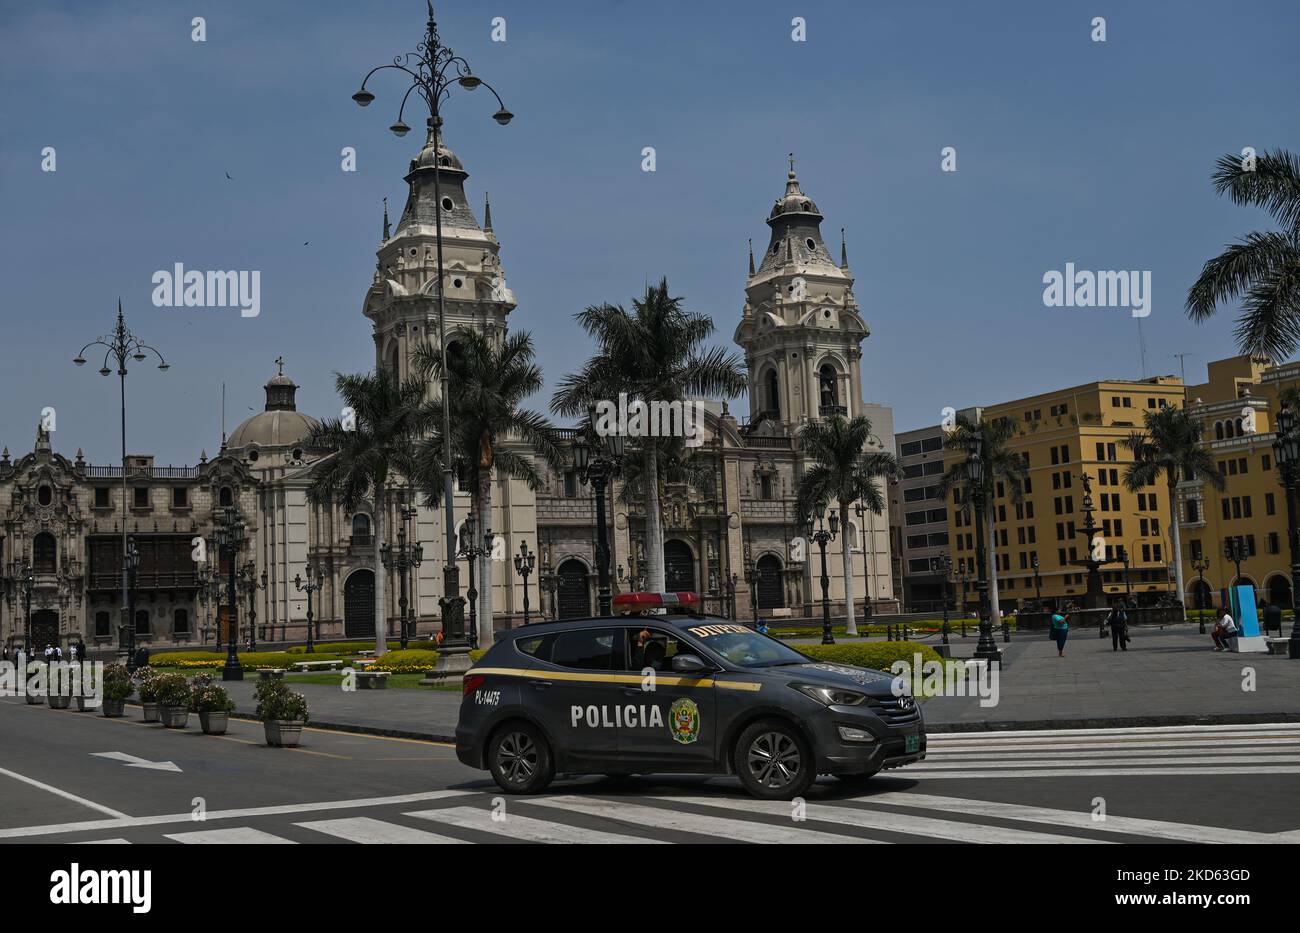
[[133, 487, 150, 509], [1266, 493, 1276, 516], [760, 474, 773, 500], [95, 611, 111, 638], [219, 486, 234, 507], [33, 532, 57, 574], [94, 487, 110, 508], [174, 608, 190, 635], [564, 470, 578, 498], [351, 513, 372, 544], [173, 487, 188, 508]]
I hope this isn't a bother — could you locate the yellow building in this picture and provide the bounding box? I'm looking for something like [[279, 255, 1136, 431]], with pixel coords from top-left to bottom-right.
[[1180, 355, 1300, 609], [946, 376, 1187, 610]]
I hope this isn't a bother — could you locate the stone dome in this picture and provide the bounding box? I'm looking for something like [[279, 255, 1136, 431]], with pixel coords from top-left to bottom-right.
[[226, 361, 319, 453]]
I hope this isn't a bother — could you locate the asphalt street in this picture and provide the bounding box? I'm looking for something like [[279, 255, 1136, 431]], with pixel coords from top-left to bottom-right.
[[2, 695, 1298, 844]]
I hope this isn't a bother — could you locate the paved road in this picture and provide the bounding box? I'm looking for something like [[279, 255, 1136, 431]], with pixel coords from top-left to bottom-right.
[[2, 696, 1297, 843]]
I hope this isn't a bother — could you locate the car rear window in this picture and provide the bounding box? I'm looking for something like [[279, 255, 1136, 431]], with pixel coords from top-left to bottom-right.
[[550, 628, 620, 670], [515, 633, 556, 662]]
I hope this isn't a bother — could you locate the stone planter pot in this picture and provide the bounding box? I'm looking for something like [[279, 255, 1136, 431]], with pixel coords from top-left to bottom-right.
[[48, 694, 72, 709], [74, 696, 97, 711], [102, 698, 126, 718], [24, 692, 44, 705], [264, 720, 304, 747], [198, 711, 229, 735], [142, 702, 161, 723], [160, 706, 190, 728]]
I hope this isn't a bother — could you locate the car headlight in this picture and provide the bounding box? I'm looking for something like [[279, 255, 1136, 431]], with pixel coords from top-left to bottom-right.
[[792, 683, 868, 706]]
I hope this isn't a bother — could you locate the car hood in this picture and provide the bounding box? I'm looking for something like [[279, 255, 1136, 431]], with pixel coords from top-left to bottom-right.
[[763, 661, 901, 696]]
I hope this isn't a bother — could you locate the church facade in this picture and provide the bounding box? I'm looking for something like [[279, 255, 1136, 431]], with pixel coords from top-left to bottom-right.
[[0, 134, 896, 653]]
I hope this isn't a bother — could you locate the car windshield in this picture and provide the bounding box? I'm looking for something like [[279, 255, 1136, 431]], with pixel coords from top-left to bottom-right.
[[681, 622, 810, 668]]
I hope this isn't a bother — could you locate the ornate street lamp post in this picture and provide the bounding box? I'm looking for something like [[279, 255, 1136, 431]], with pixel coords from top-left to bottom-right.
[[956, 568, 969, 636], [294, 561, 324, 654], [1191, 556, 1210, 635], [1030, 552, 1043, 610], [74, 301, 167, 667], [382, 495, 424, 650], [237, 560, 266, 652], [457, 515, 487, 647], [1224, 535, 1246, 591], [743, 558, 761, 629], [572, 412, 625, 616], [964, 437, 1002, 664], [934, 553, 953, 646], [513, 540, 536, 625], [124, 539, 139, 672], [17, 562, 35, 656], [805, 504, 839, 645], [1270, 407, 1300, 659], [214, 507, 245, 681], [351, 2, 512, 650]]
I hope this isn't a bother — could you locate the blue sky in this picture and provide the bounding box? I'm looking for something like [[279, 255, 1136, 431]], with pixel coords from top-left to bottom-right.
[[1, 0, 1297, 465]]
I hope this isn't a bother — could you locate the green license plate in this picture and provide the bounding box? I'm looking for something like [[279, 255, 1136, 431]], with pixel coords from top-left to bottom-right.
[[905, 734, 920, 754]]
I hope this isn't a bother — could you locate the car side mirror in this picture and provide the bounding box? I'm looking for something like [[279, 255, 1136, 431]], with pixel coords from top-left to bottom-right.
[[671, 653, 711, 675]]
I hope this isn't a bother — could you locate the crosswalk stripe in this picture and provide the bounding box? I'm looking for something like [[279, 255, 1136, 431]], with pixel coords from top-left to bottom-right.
[[296, 817, 469, 844], [898, 765, 1300, 779], [931, 740, 1300, 755], [406, 805, 665, 843], [164, 827, 297, 844], [910, 754, 1300, 769], [858, 792, 1274, 844], [653, 796, 1110, 844], [928, 723, 1300, 741], [527, 795, 883, 843], [70, 838, 131, 844]]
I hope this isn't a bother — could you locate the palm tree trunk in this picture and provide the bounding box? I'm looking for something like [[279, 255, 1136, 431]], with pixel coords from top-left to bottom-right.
[[1168, 477, 1186, 611], [373, 490, 387, 656], [840, 499, 857, 636], [642, 445, 666, 592], [986, 500, 1001, 623], [477, 471, 494, 647]]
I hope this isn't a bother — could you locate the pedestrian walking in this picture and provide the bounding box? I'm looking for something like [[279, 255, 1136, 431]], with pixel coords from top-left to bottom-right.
[[1050, 609, 1070, 657], [1108, 603, 1129, 651]]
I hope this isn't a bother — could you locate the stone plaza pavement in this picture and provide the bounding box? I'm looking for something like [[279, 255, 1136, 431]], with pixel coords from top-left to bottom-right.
[[127, 624, 1299, 742]]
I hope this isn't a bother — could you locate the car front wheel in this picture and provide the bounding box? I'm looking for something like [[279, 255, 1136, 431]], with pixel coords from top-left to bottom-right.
[[735, 720, 815, 800], [488, 722, 555, 794]]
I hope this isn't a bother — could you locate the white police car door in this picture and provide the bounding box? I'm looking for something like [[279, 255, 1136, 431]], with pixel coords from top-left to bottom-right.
[[618, 627, 715, 768], [528, 627, 625, 768]]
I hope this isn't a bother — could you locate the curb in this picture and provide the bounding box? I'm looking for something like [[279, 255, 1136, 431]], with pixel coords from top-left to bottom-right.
[[927, 711, 1300, 733]]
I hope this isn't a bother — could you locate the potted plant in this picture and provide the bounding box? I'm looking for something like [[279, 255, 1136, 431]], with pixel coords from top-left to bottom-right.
[[190, 674, 235, 735], [22, 659, 44, 705], [155, 672, 191, 728], [255, 679, 308, 747], [136, 668, 161, 722], [47, 665, 72, 709], [101, 664, 132, 717]]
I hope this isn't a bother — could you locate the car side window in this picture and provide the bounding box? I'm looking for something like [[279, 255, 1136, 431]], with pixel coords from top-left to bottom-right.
[[550, 628, 621, 671], [515, 634, 555, 663]]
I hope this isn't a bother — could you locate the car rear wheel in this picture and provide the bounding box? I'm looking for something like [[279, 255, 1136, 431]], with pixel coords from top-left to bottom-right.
[[735, 720, 815, 800], [488, 722, 554, 794]]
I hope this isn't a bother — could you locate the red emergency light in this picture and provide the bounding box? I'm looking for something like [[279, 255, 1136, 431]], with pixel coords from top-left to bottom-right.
[[611, 591, 703, 615]]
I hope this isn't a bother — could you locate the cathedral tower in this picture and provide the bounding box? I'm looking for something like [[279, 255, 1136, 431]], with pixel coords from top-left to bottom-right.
[[733, 156, 869, 430]]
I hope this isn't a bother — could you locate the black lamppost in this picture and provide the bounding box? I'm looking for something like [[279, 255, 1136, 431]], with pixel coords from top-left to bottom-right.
[[16, 562, 35, 655], [934, 553, 952, 645], [539, 565, 557, 621], [805, 504, 839, 645], [956, 568, 970, 636], [74, 301, 168, 667], [1270, 407, 1300, 659], [743, 558, 761, 628], [214, 507, 245, 681], [124, 539, 139, 672], [237, 561, 266, 652], [381, 496, 424, 649], [572, 412, 625, 616], [964, 436, 1002, 664], [1118, 545, 1133, 603], [351, 2, 511, 648], [457, 512, 489, 647], [513, 540, 536, 625], [294, 561, 323, 654], [1030, 552, 1043, 610], [854, 500, 877, 625], [1192, 556, 1210, 635], [1224, 535, 1246, 590]]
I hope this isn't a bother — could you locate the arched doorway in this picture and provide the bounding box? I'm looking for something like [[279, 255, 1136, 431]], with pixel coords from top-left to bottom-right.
[[30, 610, 59, 649], [756, 554, 784, 610], [664, 540, 695, 592], [556, 559, 590, 619], [1267, 575, 1293, 609], [344, 570, 376, 638]]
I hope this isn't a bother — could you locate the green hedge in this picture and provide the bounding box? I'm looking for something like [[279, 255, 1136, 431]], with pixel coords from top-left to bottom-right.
[[797, 641, 944, 672], [286, 642, 378, 655], [148, 651, 348, 670], [366, 648, 487, 673]]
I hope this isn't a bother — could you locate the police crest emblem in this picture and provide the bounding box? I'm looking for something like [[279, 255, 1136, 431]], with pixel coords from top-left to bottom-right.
[[668, 697, 701, 745]]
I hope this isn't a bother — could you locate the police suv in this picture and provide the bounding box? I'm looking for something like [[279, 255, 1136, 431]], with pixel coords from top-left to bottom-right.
[[456, 592, 926, 799]]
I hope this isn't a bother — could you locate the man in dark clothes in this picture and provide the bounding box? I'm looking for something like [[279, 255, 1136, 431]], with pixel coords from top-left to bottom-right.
[[1107, 603, 1129, 651]]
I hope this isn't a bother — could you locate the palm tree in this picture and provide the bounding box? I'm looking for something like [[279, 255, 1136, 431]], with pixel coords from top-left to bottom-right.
[[305, 369, 426, 656], [1121, 406, 1225, 608], [1186, 148, 1300, 359], [551, 278, 746, 592], [411, 331, 562, 647], [938, 415, 1027, 622], [795, 415, 897, 636]]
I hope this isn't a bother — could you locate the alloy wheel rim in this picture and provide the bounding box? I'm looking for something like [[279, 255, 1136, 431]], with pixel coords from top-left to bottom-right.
[[747, 731, 801, 788], [497, 732, 538, 785]]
